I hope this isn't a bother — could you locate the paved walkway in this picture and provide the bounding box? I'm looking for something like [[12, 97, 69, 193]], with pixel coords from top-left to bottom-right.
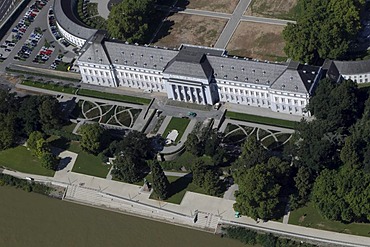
[[214, 0, 252, 48], [90, 0, 110, 19]]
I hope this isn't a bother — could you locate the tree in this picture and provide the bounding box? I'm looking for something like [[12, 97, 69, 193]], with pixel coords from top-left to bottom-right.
[[18, 96, 44, 135], [312, 167, 370, 222], [233, 135, 268, 170], [107, 0, 155, 43], [112, 131, 152, 159], [191, 159, 222, 196], [0, 113, 16, 150], [293, 166, 313, 206], [234, 157, 291, 220], [283, 0, 365, 63], [185, 133, 203, 156], [35, 138, 50, 158], [203, 170, 222, 196], [80, 123, 104, 154], [151, 161, 169, 200], [191, 159, 207, 187], [112, 154, 147, 183], [27, 131, 44, 151], [41, 152, 58, 170], [38, 97, 62, 131]]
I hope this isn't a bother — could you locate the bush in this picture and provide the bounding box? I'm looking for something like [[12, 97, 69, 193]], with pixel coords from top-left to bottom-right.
[[0, 174, 51, 195]]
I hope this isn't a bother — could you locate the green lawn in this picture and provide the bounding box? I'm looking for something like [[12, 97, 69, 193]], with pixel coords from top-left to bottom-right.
[[49, 137, 110, 178], [289, 202, 370, 237], [163, 117, 191, 142], [147, 174, 206, 204], [226, 111, 296, 129], [0, 146, 55, 177], [22, 80, 77, 94], [77, 89, 151, 105]]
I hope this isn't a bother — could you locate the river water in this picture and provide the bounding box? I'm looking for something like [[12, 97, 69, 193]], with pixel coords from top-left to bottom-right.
[[0, 186, 247, 247]]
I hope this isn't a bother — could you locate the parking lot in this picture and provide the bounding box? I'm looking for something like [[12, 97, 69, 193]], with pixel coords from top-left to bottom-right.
[[0, 0, 77, 72]]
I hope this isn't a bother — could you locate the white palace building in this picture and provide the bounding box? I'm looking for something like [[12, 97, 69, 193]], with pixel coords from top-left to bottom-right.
[[54, 0, 370, 117], [76, 32, 322, 116]]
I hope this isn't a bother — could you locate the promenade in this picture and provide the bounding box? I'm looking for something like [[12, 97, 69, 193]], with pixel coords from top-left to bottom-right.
[[3, 166, 370, 247]]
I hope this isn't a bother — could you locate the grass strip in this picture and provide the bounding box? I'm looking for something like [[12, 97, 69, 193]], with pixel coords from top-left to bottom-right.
[[77, 88, 150, 105], [21, 80, 78, 94], [226, 111, 296, 129], [162, 117, 191, 142], [6, 67, 80, 82]]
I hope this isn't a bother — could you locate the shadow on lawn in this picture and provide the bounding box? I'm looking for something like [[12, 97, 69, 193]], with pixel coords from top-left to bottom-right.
[[167, 173, 193, 198]]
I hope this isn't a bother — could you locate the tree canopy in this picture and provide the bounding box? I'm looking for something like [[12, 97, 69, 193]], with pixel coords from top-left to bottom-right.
[[234, 157, 291, 220], [80, 123, 104, 154], [312, 167, 370, 222], [283, 0, 365, 63], [107, 0, 156, 43], [150, 160, 170, 200]]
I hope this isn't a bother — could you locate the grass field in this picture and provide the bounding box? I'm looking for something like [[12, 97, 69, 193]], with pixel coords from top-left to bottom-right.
[[163, 117, 191, 142], [226, 21, 287, 61], [226, 111, 296, 129], [289, 203, 370, 237], [180, 0, 239, 13], [0, 146, 55, 177], [245, 0, 299, 20], [77, 89, 150, 105], [50, 138, 110, 178], [21, 80, 77, 94], [154, 14, 227, 48]]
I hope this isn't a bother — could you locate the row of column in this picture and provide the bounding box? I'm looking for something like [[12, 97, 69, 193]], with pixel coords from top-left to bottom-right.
[[171, 84, 204, 104]]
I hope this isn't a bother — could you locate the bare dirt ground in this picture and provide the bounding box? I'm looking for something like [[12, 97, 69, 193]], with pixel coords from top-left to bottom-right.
[[245, 0, 298, 20], [178, 0, 239, 14], [226, 21, 287, 61], [153, 14, 227, 48]]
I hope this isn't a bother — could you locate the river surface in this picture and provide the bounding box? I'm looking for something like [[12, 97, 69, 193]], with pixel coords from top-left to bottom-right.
[[0, 186, 247, 247]]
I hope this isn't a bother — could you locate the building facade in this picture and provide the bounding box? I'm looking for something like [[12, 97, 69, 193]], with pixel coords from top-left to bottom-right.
[[77, 33, 322, 116]]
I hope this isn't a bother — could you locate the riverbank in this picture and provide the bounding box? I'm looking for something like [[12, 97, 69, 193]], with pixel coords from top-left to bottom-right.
[[0, 186, 247, 247]]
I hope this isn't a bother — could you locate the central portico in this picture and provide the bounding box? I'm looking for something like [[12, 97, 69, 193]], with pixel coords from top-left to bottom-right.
[[162, 45, 221, 105]]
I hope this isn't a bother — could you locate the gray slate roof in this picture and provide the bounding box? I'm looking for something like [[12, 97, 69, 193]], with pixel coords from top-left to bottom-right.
[[208, 56, 286, 87], [163, 47, 214, 80], [79, 32, 111, 64], [104, 42, 178, 70], [333, 60, 370, 75], [271, 63, 320, 94], [54, 0, 97, 40]]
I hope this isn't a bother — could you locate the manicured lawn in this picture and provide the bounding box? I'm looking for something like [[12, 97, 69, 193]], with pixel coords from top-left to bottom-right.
[[49, 137, 110, 178], [77, 89, 151, 105], [148, 174, 206, 204], [289, 202, 370, 237], [0, 146, 55, 177], [21, 80, 78, 94], [163, 117, 191, 142], [226, 111, 296, 129]]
